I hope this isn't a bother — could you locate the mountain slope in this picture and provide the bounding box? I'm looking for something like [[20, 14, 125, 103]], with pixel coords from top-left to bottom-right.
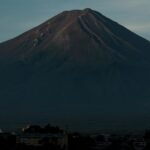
[[0, 8, 150, 65], [0, 8, 150, 131]]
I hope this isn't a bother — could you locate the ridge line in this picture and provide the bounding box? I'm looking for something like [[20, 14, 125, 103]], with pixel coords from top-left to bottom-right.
[[78, 15, 127, 62]]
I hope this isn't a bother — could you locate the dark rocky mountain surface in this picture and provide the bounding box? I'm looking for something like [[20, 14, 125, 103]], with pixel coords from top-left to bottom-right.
[[0, 8, 150, 131]]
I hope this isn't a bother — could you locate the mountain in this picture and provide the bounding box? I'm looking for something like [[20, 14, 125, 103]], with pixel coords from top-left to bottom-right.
[[0, 8, 150, 131]]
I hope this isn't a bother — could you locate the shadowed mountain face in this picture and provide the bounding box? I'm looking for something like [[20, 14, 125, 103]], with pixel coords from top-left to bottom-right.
[[0, 8, 150, 131]]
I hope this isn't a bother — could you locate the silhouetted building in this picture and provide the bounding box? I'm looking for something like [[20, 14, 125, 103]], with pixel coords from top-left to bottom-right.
[[16, 133, 68, 149]]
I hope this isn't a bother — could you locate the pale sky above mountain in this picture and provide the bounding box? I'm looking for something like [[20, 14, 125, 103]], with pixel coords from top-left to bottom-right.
[[0, 0, 150, 42]]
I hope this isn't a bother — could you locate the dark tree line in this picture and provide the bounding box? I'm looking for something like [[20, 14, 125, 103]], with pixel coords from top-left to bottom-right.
[[23, 124, 64, 134]]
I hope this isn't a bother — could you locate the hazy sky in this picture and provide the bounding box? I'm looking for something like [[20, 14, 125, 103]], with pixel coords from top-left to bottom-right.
[[0, 0, 150, 42]]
